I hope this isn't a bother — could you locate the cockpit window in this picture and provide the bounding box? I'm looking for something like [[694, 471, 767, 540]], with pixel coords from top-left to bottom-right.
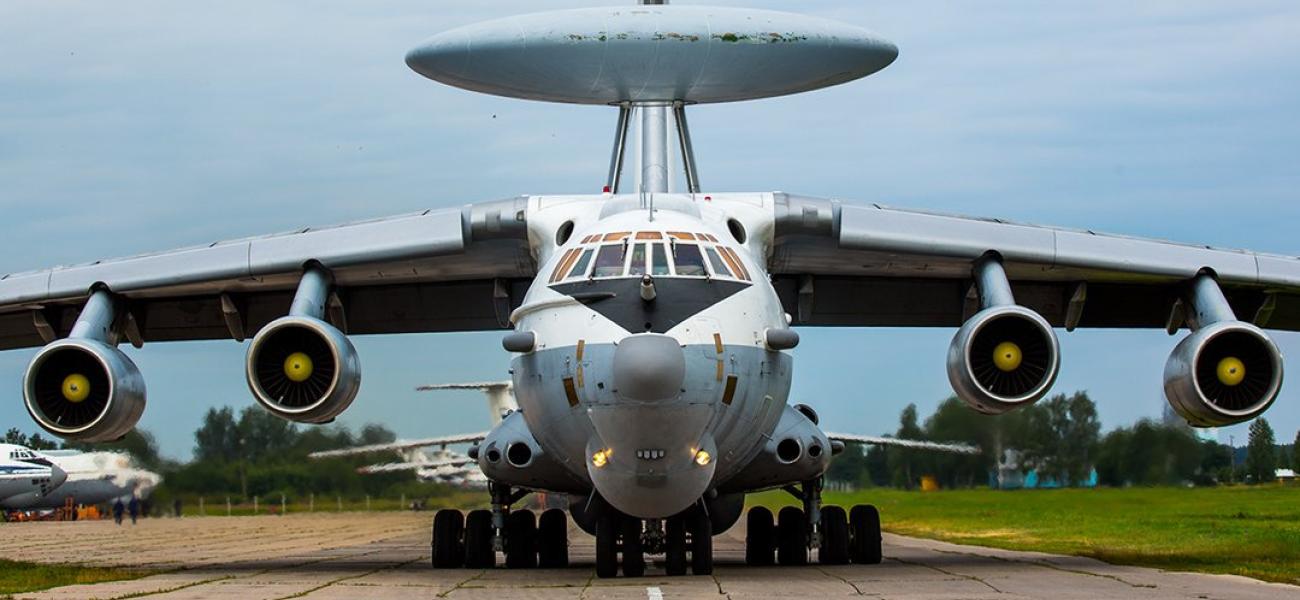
[[705, 248, 733, 278], [628, 243, 648, 276], [673, 244, 708, 277], [567, 248, 594, 279], [651, 243, 670, 276], [592, 244, 626, 278]]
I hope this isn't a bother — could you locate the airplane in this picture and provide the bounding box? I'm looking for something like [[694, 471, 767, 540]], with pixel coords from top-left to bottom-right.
[[1, 0, 1296, 579], [0, 444, 68, 511], [6, 449, 162, 511], [308, 381, 518, 487]]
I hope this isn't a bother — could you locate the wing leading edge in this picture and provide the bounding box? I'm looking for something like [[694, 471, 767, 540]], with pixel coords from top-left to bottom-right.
[[771, 194, 1300, 330]]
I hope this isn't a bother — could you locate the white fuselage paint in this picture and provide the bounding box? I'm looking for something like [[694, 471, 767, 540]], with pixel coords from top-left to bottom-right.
[[489, 193, 816, 519]]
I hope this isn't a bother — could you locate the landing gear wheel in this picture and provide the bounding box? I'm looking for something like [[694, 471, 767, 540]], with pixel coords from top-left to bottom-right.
[[595, 512, 619, 579], [664, 516, 687, 576], [431, 509, 465, 568], [504, 510, 538, 569], [745, 507, 775, 566], [689, 510, 713, 575], [849, 504, 882, 564], [776, 506, 808, 566], [622, 516, 645, 577], [819, 505, 850, 565], [537, 508, 569, 568], [463, 509, 495, 568]]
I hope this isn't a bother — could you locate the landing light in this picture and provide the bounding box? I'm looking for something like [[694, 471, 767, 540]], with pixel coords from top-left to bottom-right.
[[694, 449, 711, 467], [591, 449, 611, 468]]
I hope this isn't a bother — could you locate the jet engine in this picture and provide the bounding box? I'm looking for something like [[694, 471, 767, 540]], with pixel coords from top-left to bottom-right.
[[947, 306, 1060, 414], [24, 339, 146, 442], [1162, 273, 1284, 427], [946, 255, 1059, 414], [245, 265, 360, 423], [246, 315, 360, 423]]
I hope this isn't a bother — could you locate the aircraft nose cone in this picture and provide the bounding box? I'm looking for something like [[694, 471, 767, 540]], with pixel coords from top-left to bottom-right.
[[613, 334, 685, 401], [48, 464, 67, 490]]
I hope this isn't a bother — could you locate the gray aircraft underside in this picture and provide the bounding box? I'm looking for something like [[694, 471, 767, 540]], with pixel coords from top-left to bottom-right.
[[2, 1, 1295, 554]]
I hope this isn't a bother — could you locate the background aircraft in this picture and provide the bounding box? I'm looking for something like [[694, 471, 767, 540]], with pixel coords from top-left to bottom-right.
[[309, 381, 517, 487], [1, 449, 160, 511], [0, 444, 67, 510]]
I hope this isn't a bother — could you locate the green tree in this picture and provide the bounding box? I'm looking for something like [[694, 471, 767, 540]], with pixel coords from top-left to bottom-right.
[[1245, 418, 1277, 484], [3, 428, 59, 451], [194, 407, 240, 463], [922, 397, 994, 488], [888, 404, 924, 489], [1292, 429, 1299, 473]]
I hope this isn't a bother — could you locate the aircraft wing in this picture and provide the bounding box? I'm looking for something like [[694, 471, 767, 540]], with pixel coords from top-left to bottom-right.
[[826, 432, 980, 455], [357, 457, 475, 474], [308, 431, 489, 459], [771, 195, 1300, 330], [416, 381, 512, 391], [0, 199, 532, 350]]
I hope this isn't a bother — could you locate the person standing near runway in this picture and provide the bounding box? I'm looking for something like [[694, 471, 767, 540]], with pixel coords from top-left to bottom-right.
[[128, 497, 139, 525], [112, 499, 124, 525]]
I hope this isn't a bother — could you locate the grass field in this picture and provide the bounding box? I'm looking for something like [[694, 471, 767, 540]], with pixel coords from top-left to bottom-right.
[[751, 485, 1300, 585], [0, 560, 157, 597]]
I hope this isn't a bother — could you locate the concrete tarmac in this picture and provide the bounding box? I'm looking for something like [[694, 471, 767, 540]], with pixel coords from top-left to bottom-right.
[[1, 512, 1296, 600]]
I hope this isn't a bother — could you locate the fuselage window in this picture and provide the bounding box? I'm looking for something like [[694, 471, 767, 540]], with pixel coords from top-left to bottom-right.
[[674, 243, 708, 277], [668, 231, 695, 241], [628, 243, 648, 276], [567, 248, 594, 279], [705, 248, 733, 278], [651, 243, 670, 276], [592, 244, 626, 278]]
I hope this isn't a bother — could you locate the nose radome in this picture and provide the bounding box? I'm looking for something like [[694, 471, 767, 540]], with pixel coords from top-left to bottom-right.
[[613, 334, 685, 401], [48, 464, 67, 490]]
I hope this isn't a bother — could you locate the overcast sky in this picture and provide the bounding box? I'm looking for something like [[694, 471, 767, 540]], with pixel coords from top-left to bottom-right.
[[2, 1, 1298, 459]]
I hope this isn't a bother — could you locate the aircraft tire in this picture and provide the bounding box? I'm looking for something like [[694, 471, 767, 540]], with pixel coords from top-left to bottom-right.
[[664, 516, 687, 576], [745, 507, 775, 566], [504, 510, 538, 569], [537, 508, 569, 568], [595, 512, 619, 578], [776, 506, 808, 566], [463, 509, 495, 568], [622, 516, 645, 577], [431, 509, 465, 569], [849, 504, 882, 564], [689, 510, 714, 575], [819, 505, 850, 565]]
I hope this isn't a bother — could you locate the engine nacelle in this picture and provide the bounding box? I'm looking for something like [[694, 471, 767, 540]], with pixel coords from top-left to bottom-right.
[[23, 339, 146, 442], [245, 316, 360, 423], [1164, 320, 1283, 427], [947, 306, 1060, 414]]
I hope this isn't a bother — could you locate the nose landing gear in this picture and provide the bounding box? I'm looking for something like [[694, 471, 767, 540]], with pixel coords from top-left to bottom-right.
[[744, 477, 882, 566], [595, 506, 714, 578]]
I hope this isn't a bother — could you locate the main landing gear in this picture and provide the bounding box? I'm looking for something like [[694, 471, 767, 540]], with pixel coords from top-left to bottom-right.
[[430, 482, 570, 570], [745, 477, 882, 566], [594, 507, 713, 579]]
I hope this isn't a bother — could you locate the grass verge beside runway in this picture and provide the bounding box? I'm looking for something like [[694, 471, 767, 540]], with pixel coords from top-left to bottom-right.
[[0, 560, 157, 597], [751, 486, 1300, 585]]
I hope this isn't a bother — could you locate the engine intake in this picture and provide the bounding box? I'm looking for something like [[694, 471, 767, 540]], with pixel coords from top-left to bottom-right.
[[246, 316, 360, 423], [1164, 321, 1283, 427], [24, 339, 146, 442], [948, 306, 1060, 414]]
